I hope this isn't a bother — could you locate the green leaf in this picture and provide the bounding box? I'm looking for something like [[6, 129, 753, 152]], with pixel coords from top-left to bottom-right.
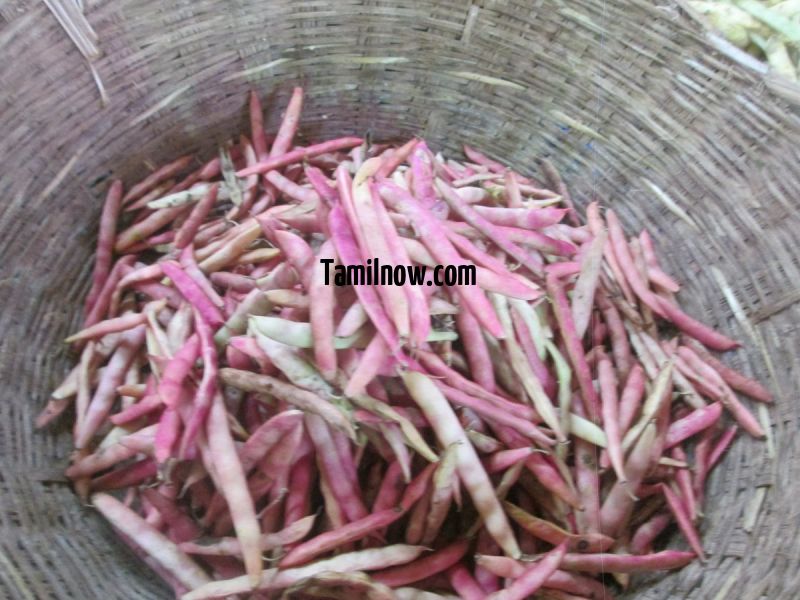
[[735, 0, 800, 44]]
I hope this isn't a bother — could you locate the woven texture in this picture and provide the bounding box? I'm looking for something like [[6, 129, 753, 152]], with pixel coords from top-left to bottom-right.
[[1, 0, 799, 598]]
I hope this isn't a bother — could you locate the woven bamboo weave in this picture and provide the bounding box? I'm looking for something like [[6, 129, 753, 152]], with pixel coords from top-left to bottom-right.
[[1, 0, 798, 598]]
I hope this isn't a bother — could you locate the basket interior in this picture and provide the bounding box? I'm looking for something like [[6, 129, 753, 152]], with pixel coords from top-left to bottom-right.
[[1, 0, 799, 598]]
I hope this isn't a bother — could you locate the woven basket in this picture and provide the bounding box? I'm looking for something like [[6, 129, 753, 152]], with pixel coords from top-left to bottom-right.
[[2, 0, 799, 598]]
